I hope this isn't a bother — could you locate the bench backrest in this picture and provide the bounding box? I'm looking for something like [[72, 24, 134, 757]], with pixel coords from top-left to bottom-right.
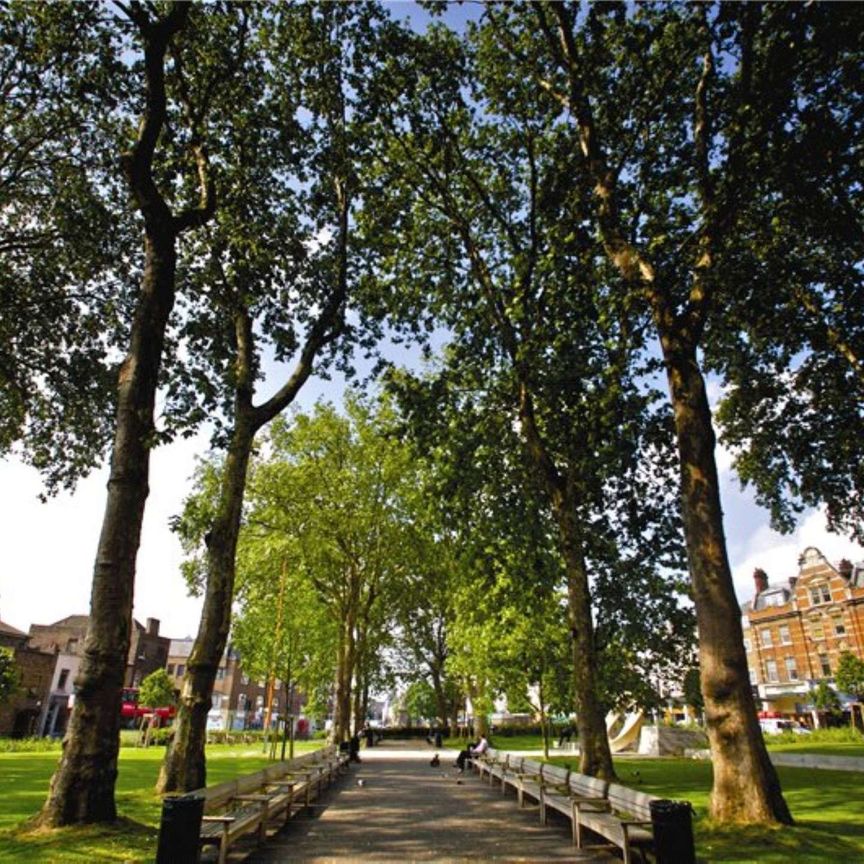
[[570, 773, 609, 799], [200, 779, 238, 813], [606, 782, 657, 820], [190, 745, 332, 812], [521, 758, 543, 777], [237, 769, 268, 796], [543, 764, 570, 786]]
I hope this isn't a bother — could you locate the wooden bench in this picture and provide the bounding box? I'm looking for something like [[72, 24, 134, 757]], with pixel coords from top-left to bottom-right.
[[572, 781, 661, 864], [472, 747, 508, 787], [538, 766, 609, 845], [195, 745, 348, 864], [506, 757, 546, 808], [472, 749, 683, 863]]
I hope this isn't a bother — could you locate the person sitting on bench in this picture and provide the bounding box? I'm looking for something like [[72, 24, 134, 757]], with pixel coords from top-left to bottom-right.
[[455, 735, 488, 772]]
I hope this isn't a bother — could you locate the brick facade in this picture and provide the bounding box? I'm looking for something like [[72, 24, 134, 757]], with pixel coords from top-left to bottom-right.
[[741, 546, 864, 717], [28, 614, 169, 689], [0, 619, 56, 737], [166, 639, 295, 730]]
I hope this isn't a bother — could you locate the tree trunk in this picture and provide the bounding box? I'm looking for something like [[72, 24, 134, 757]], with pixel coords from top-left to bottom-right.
[[558, 511, 615, 779], [158, 419, 254, 792], [39, 235, 177, 824], [36, 2, 198, 826], [661, 336, 792, 824], [333, 612, 355, 742], [517, 384, 614, 779], [431, 666, 448, 728]]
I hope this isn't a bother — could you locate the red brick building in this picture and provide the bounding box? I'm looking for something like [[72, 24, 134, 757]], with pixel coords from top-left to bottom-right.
[[28, 614, 170, 688], [166, 638, 289, 731], [0, 619, 55, 737], [741, 546, 864, 718]]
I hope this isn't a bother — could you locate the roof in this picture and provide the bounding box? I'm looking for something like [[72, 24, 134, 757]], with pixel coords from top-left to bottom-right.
[[0, 619, 27, 638], [752, 586, 792, 611]]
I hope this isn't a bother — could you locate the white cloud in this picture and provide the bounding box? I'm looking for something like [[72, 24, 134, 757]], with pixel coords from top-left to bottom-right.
[[0, 433, 206, 639], [730, 507, 864, 605]]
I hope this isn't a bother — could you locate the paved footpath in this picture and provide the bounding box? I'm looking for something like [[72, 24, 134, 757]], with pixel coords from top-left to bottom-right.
[[238, 741, 615, 863]]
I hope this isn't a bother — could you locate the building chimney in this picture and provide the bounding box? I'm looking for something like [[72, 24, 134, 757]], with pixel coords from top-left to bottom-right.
[[753, 568, 769, 595], [146, 618, 159, 636], [838, 559, 853, 579]]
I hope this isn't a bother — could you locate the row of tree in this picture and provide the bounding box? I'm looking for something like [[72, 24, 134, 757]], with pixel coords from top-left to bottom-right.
[[1, 1, 860, 829], [199, 394, 693, 755]]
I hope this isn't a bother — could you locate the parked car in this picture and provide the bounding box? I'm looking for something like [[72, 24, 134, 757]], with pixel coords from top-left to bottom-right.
[[759, 717, 810, 735]]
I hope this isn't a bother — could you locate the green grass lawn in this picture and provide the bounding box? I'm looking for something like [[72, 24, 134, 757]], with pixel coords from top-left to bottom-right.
[[549, 755, 864, 863], [0, 741, 320, 863], [470, 733, 864, 862]]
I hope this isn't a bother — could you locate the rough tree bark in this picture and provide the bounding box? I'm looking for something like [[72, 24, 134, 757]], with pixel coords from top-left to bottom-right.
[[540, 0, 792, 823], [38, 3, 215, 826], [159, 239, 347, 791], [518, 384, 615, 779]]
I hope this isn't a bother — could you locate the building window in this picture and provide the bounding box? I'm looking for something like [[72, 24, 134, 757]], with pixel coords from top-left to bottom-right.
[[743, 638, 751, 653], [833, 617, 846, 636], [785, 657, 798, 680], [212, 694, 222, 709], [57, 669, 70, 691], [761, 629, 773, 648], [765, 660, 779, 683], [216, 667, 225, 680], [779, 625, 791, 645], [809, 583, 832, 606], [166, 664, 175, 675], [749, 669, 757, 684], [819, 654, 831, 677], [176, 664, 185, 677], [810, 619, 825, 640], [241, 674, 250, 685]]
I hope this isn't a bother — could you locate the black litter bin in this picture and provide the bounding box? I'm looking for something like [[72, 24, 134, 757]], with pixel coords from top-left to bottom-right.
[[649, 798, 695, 864], [156, 794, 204, 864]]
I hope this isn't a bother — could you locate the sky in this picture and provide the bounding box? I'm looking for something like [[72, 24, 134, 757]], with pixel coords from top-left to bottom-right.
[[1, 357, 861, 641]]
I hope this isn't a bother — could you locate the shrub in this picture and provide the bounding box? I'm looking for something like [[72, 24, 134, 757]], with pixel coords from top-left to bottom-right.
[[0, 736, 62, 753]]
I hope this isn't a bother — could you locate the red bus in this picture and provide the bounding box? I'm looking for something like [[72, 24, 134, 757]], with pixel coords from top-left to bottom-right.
[[121, 687, 176, 727]]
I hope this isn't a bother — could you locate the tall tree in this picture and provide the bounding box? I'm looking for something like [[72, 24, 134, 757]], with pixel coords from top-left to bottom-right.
[[157, 3, 397, 792], [1, 2, 127, 491], [235, 398, 411, 745], [498, 0, 861, 821], [362, 20, 687, 778], [39, 1, 232, 826]]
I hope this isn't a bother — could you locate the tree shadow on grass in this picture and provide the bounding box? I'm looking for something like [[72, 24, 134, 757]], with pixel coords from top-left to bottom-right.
[[698, 821, 862, 863], [1, 816, 157, 863]]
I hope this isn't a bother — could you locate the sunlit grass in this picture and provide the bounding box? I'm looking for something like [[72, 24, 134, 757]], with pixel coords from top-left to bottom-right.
[[0, 741, 321, 863]]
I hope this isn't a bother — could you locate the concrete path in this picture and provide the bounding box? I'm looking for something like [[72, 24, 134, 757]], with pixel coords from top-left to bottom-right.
[[241, 741, 616, 863]]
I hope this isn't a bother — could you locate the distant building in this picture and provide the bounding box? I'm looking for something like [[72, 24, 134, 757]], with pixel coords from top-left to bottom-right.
[[0, 619, 56, 737], [741, 546, 864, 717], [166, 639, 298, 731], [28, 614, 169, 736], [28, 614, 169, 688]]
